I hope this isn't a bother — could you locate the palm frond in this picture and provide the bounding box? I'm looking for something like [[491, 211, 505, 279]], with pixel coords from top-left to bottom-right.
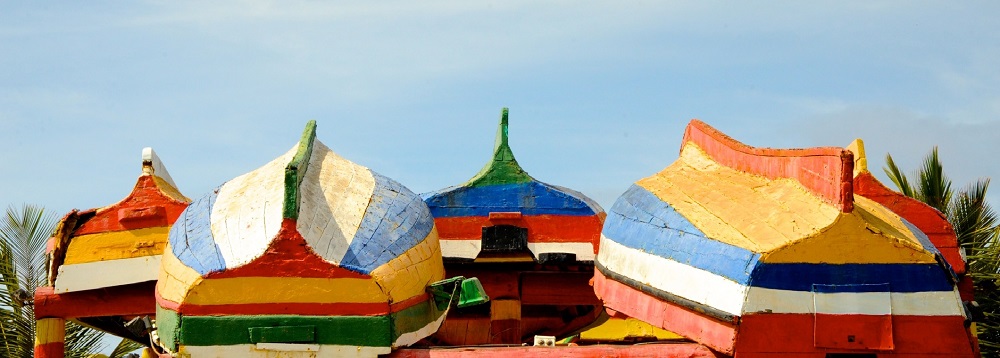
[[915, 147, 953, 213], [108, 337, 146, 358], [64, 321, 106, 358], [884, 153, 915, 198]]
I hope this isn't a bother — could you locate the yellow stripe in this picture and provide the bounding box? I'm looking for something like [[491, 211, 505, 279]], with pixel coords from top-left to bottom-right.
[[152, 175, 191, 202], [158, 231, 443, 306], [183, 276, 388, 305], [580, 317, 683, 341], [638, 143, 840, 253], [156, 249, 204, 304], [369, 228, 445, 303], [763, 196, 936, 264], [35, 318, 66, 345], [63, 227, 170, 264]]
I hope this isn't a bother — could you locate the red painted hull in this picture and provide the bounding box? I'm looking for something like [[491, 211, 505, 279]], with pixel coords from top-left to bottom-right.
[[592, 269, 737, 354], [594, 270, 977, 357], [387, 343, 721, 358], [736, 314, 975, 357]]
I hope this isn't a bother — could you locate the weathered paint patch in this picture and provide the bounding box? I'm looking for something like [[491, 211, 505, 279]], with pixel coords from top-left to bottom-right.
[[54, 255, 161, 293], [341, 172, 435, 274], [177, 315, 393, 347], [62, 227, 169, 264], [169, 189, 226, 276]]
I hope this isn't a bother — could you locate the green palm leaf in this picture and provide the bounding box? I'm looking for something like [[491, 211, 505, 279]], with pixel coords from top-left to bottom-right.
[[884, 149, 1000, 356], [0, 204, 109, 358]]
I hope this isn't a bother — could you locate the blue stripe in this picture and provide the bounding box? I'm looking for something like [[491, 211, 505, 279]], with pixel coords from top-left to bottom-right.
[[339, 171, 435, 274], [751, 263, 955, 292], [423, 181, 599, 217], [601, 184, 760, 285], [168, 188, 226, 275]]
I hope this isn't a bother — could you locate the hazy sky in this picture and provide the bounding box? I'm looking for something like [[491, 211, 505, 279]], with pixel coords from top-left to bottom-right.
[[3, 1, 999, 218]]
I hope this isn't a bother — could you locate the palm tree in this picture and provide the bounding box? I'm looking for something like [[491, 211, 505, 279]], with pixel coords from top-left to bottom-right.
[[0, 204, 144, 357], [885, 147, 1000, 355]]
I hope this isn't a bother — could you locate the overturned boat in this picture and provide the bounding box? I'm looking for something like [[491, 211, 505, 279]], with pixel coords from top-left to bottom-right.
[[594, 120, 976, 357]]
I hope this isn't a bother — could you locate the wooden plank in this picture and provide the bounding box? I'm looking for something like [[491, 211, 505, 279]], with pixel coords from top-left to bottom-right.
[[490, 299, 521, 344], [34, 283, 156, 319], [54, 255, 161, 293], [520, 272, 600, 306]]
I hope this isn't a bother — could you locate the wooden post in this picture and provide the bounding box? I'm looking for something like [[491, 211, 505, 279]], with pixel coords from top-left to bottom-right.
[[489, 299, 521, 344], [34, 317, 65, 358]]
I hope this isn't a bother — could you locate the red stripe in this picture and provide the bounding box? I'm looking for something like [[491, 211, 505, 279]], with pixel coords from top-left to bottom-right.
[[737, 313, 976, 355], [385, 343, 718, 358], [435, 215, 602, 246], [73, 176, 189, 235], [34, 342, 64, 358], [206, 219, 373, 279], [592, 269, 737, 355], [34, 283, 156, 319], [157, 288, 428, 316]]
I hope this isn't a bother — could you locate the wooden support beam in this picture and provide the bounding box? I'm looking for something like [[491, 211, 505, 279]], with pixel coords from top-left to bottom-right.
[[34, 282, 157, 319], [490, 299, 522, 344], [34, 318, 65, 358], [519, 272, 600, 306]]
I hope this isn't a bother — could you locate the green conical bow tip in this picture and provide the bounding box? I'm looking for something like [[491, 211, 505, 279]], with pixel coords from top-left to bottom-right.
[[465, 108, 533, 187]]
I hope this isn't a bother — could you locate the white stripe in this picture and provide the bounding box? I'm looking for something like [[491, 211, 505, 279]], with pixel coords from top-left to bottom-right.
[[439, 239, 481, 259], [54, 255, 161, 293], [597, 236, 747, 316], [744, 287, 965, 316], [211, 146, 294, 269], [180, 344, 390, 358], [440, 240, 596, 261], [393, 307, 449, 347], [527, 242, 596, 261]]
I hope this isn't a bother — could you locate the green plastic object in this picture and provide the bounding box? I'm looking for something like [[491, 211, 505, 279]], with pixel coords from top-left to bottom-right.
[[457, 277, 489, 308], [428, 276, 464, 311], [427, 276, 490, 311]]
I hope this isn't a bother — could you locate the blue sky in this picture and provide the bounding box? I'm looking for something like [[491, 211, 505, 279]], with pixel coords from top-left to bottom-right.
[[3, 1, 999, 218]]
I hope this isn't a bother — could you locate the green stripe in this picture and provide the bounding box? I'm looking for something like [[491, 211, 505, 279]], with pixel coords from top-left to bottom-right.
[[391, 298, 445, 339], [282, 120, 318, 219], [466, 108, 533, 187], [178, 315, 392, 346], [156, 305, 181, 351], [248, 325, 315, 344]]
